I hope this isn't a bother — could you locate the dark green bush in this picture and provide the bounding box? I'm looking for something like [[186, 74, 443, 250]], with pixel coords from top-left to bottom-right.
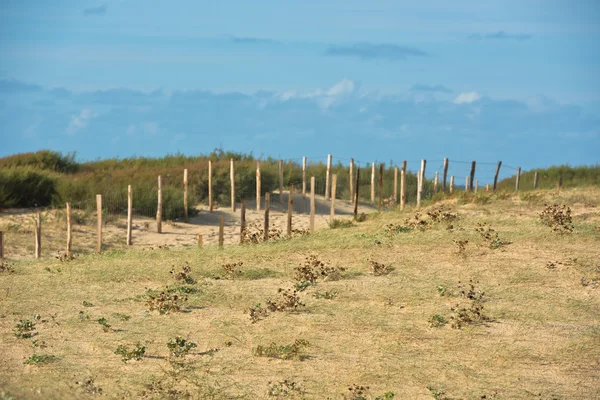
[[0, 167, 57, 208]]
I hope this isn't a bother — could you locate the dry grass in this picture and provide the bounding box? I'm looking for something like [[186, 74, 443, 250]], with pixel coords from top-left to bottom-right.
[[0, 188, 599, 399]]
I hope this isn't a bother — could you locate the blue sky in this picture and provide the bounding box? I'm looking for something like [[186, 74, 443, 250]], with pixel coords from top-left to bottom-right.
[[1, 0, 599, 175]]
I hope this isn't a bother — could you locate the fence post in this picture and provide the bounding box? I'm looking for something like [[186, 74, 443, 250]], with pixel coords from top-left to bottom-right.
[[354, 168, 360, 218], [370, 162, 375, 204], [378, 164, 384, 212], [469, 161, 476, 192], [465, 176, 470, 193], [450, 176, 455, 193], [400, 161, 407, 210], [157, 176, 162, 233], [208, 160, 213, 212], [66, 202, 72, 257], [230, 158, 236, 212], [0, 231, 3, 259], [264, 193, 270, 242], [475, 180, 479, 193], [197, 233, 203, 248], [442, 158, 449, 192], [278, 159, 284, 205], [515, 167, 521, 191], [302, 157, 307, 196], [35, 212, 41, 258], [256, 160, 261, 211], [417, 159, 426, 207], [493, 161, 502, 191], [183, 168, 189, 223], [557, 176, 563, 190], [240, 200, 246, 245], [349, 158, 354, 201], [486, 183, 490, 192], [325, 154, 332, 200], [393, 167, 398, 204], [127, 185, 133, 246], [310, 176, 316, 232], [533, 171, 539, 189], [330, 175, 337, 221], [96, 195, 102, 253], [219, 216, 224, 248], [287, 185, 294, 238], [434, 172, 439, 194]]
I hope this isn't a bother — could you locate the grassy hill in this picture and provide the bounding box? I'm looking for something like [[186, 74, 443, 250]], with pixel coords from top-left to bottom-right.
[[0, 187, 598, 399], [497, 164, 600, 191]]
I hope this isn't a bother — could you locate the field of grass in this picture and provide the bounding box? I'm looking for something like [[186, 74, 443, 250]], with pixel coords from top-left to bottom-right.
[[1, 187, 599, 399]]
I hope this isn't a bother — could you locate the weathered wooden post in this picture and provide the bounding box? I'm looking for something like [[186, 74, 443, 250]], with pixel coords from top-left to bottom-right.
[[442, 158, 449, 192], [240, 200, 246, 244], [370, 162, 375, 204], [515, 167, 521, 191], [183, 169, 189, 223], [325, 154, 332, 200], [400, 161, 407, 210], [287, 185, 294, 238], [35, 212, 41, 258], [219, 216, 224, 248], [197, 233, 203, 248], [0, 231, 3, 259], [256, 160, 261, 211], [434, 172, 439, 194], [310, 176, 316, 232], [264, 193, 270, 242], [469, 161, 476, 192], [349, 158, 355, 201], [417, 159, 426, 207], [96, 195, 102, 252], [330, 175, 337, 221], [353, 168, 360, 218], [66, 202, 72, 257], [486, 183, 490, 192], [449, 176, 455, 193], [302, 157, 307, 196], [475, 180, 479, 193], [208, 160, 213, 212], [465, 176, 470, 193], [127, 185, 132, 246], [230, 158, 236, 212], [533, 171, 539, 189], [278, 159, 284, 205], [378, 164, 384, 212], [393, 167, 398, 204], [493, 161, 502, 191], [156, 176, 162, 233]]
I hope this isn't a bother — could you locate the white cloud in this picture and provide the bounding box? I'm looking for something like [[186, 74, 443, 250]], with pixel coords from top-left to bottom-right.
[[326, 78, 355, 97], [277, 78, 356, 108], [67, 108, 97, 135], [453, 92, 481, 104]]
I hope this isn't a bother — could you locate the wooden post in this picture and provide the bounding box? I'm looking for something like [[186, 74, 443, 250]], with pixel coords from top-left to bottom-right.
[[183, 168, 189, 223], [465, 176, 470, 193], [287, 185, 294, 238], [310, 176, 316, 232], [400, 162, 407, 210], [66, 202, 72, 257], [393, 167, 398, 204], [533, 171, 539, 189], [349, 158, 354, 201], [35, 212, 41, 258], [240, 200, 246, 244], [218, 216, 224, 248], [330, 175, 337, 221], [370, 162, 375, 204], [449, 176, 455, 193], [486, 183, 490, 192], [442, 158, 449, 192], [230, 158, 236, 212], [325, 154, 332, 200], [0, 231, 3, 259], [127, 185, 132, 246], [417, 159, 426, 207], [557, 176, 563, 190], [278, 159, 284, 205], [493, 161, 502, 191], [96, 195, 102, 253], [156, 176, 162, 234], [256, 161, 261, 211], [264, 193, 270, 242], [469, 161, 476, 192], [434, 172, 439, 194], [208, 160, 213, 212], [353, 167, 360, 218], [475, 180, 479, 193], [302, 157, 307, 196], [197, 233, 203, 248], [515, 167, 521, 191], [378, 164, 384, 212]]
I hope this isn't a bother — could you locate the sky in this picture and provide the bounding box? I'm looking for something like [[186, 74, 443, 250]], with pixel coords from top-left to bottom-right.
[[1, 0, 599, 177]]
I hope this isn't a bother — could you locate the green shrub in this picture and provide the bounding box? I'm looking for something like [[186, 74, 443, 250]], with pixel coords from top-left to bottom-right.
[[0, 167, 57, 207]]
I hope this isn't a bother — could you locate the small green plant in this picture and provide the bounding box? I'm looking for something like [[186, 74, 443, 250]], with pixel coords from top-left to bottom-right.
[[475, 223, 510, 249], [96, 317, 111, 332], [429, 314, 447, 328], [385, 223, 413, 234], [267, 379, 306, 398], [167, 336, 197, 358], [112, 313, 131, 321], [329, 219, 354, 229], [78, 311, 90, 321], [169, 262, 196, 284], [540, 203, 574, 233], [24, 353, 56, 365], [147, 289, 188, 314], [82, 301, 94, 307], [369, 260, 394, 276], [14, 319, 36, 339], [294, 280, 314, 292], [221, 261, 243, 279], [253, 339, 310, 360], [55, 252, 76, 262], [314, 290, 338, 299], [248, 303, 270, 323], [436, 285, 447, 296], [427, 386, 447, 399], [32, 339, 47, 348], [114, 343, 146, 363]]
